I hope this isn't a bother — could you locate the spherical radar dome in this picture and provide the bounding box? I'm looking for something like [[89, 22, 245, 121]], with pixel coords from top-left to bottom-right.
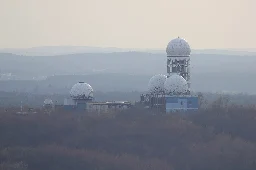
[[148, 74, 167, 94], [70, 82, 93, 99], [164, 74, 188, 95], [166, 37, 191, 56]]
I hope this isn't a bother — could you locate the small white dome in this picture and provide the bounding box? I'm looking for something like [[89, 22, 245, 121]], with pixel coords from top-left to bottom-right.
[[44, 99, 53, 105], [164, 74, 188, 95], [148, 74, 167, 94], [166, 37, 191, 56], [70, 82, 93, 99]]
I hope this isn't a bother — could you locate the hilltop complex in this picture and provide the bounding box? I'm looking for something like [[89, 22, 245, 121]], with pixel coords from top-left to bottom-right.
[[43, 37, 198, 113]]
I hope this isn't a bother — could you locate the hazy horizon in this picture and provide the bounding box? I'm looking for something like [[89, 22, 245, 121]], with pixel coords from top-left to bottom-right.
[[1, 0, 255, 49], [1, 45, 256, 57], [1, 45, 256, 51]]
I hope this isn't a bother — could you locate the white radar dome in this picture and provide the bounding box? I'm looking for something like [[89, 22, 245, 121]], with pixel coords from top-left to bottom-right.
[[164, 74, 188, 95], [148, 74, 167, 94], [70, 82, 93, 99], [44, 99, 53, 105], [166, 37, 191, 56]]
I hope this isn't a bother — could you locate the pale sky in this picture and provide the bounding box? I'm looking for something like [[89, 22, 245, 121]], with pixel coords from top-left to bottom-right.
[[0, 0, 255, 49]]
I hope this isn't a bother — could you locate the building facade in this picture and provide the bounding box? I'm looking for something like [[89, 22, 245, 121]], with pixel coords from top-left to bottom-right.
[[165, 96, 198, 112]]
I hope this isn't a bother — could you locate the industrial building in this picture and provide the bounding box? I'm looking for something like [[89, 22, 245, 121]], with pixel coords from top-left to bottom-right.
[[141, 37, 199, 112], [165, 96, 199, 112], [47, 82, 132, 113]]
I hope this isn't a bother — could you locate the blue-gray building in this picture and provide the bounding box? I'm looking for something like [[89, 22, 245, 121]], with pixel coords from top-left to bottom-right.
[[166, 95, 199, 112]]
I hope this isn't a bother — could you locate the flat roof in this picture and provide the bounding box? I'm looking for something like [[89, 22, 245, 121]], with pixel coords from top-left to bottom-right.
[[89, 101, 131, 105]]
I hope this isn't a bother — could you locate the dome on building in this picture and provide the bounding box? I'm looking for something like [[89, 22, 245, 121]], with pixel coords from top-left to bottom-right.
[[44, 99, 53, 105], [148, 74, 167, 94], [166, 37, 191, 56], [70, 82, 93, 100], [164, 74, 188, 95]]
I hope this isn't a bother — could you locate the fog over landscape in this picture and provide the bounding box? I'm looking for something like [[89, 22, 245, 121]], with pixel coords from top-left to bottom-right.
[[0, 47, 256, 95], [2, 1, 256, 170], [1, 0, 255, 99]]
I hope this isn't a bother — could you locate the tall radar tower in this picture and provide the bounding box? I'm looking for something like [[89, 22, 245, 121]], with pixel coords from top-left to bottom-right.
[[166, 37, 191, 89]]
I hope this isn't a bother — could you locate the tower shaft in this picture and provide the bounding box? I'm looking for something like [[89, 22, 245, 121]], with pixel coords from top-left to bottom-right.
[[167, 56, 191, 89]]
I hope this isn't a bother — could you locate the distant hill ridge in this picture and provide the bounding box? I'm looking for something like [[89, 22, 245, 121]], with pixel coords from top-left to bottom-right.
[[0, 51, 256, 93], [1, 46, 256, 56]]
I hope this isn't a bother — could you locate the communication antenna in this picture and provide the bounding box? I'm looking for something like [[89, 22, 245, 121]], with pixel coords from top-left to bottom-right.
[[20, 101, 23, 112]]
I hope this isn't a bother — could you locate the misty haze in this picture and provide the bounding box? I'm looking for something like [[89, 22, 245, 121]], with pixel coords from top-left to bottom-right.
[[1, 0, 256, 170], [0, 49, 256, 94]]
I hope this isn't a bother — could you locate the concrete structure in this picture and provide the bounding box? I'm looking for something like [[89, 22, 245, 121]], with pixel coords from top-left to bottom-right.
[[166, 37, 191, 89], [62, 100, 131, 113], [87, 101, 132, 113]]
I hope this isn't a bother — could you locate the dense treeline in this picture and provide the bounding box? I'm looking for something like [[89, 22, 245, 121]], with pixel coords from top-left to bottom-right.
[[1, 106, 256, 170], [1, 91, 256, 108]]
